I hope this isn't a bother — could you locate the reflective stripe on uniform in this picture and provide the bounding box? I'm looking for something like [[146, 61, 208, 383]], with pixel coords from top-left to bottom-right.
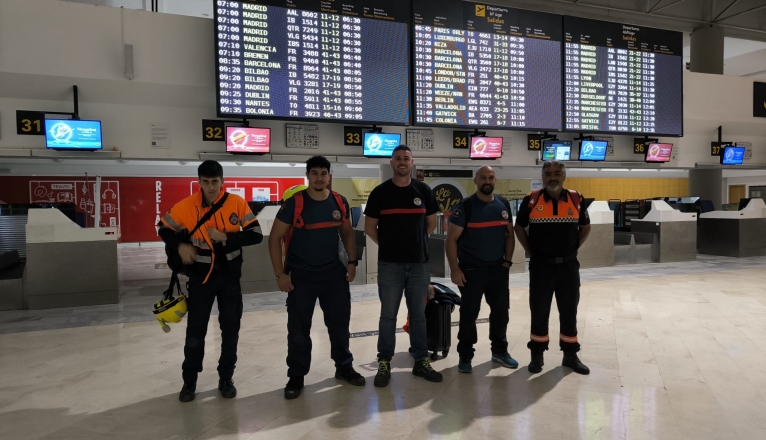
[[226, 249, 241, 260], [528, 217, 580, 224], [162, 214, 184, 232], [466, 220, 509, 228], [559, 333, 578, 343], [380, 208, 427, 215], [240, 213, 257, 226], [195, 255, 212, 263], [530, 333, 550, 343], [190, 236, 211, 250]]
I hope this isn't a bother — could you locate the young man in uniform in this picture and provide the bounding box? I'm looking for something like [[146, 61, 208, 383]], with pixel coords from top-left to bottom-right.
[[268, 156, 365, 399], [158, 160, 263, 402], [364, 145, 443, 387], [446, 165, 519, 373], [513, 161, 591, 375]]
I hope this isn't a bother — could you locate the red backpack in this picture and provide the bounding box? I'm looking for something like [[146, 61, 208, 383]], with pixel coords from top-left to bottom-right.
[[283, 190, 348, 255]]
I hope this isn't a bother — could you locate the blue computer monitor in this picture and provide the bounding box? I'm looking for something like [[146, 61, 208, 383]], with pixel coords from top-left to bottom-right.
[[578, 140, 608, 162], [45, 119, 103, 151], [542, 140, 571, 161], [720, 146, 745, 165], [363, 132, 401, 157]]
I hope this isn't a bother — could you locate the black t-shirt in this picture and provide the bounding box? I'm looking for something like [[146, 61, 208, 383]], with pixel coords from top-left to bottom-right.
[[276, 191, 350, 271], [364, 179, 438, 263], [515, 189, 590, 258]]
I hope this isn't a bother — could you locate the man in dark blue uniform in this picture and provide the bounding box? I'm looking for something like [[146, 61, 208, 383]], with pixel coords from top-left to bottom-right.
[[446, 166, 518, 373], [268, 156, 365, 399], [514, 160, 591, 375]]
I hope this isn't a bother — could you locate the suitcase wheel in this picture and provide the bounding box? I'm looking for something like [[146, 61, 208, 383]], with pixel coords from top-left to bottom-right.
[[442, 350, 449, 358], [430, 352, 438, 361]]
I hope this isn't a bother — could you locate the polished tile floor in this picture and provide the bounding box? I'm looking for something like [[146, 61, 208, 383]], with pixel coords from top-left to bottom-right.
[[2, 250, 766, 439]]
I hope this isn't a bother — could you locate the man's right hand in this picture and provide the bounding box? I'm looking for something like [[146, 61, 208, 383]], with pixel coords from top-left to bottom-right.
[[451, 268, 467, 287], [178, 243, 196, 265], [277, 274, 294, 293]]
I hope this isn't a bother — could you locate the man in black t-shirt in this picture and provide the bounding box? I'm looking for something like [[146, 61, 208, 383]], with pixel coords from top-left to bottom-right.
[[269, 156, 365, 399], [364, 145, 443, 387], [514, 160, 592, 376]]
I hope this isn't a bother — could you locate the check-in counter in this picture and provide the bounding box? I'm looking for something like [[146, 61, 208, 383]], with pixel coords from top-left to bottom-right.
[[429, 216, 526, 278], [631, 201, 697, 263], [698, 199, 766, 257], [578, 201, 614, 268], [24, 209, 118, 309]]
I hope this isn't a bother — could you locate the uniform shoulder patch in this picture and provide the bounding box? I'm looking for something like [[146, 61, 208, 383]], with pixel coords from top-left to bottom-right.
[[229, 213, 239, 225]]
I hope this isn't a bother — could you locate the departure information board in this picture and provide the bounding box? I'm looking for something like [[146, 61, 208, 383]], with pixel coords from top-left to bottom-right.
[[215, 0, 410, 125], [563, 16, 683, 136], [413, 0, 562, 130]]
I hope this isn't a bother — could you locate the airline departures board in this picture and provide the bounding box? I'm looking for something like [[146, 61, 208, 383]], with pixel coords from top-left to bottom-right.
[[214, 0, 410, 125], [413, 0, 562, 130], [563, 16, 683, 136]]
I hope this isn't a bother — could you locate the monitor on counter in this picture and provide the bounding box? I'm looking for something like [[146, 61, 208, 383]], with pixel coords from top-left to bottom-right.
[[542, 140, 571, 161], [363, 132, 401, 158], [644, 143, 673, 163], [44, 119, 103, 151], [226, 127, 271, 154], [469, 136, 503, 160], [720, 146, 745, 165], [578, 140, 608, 162]]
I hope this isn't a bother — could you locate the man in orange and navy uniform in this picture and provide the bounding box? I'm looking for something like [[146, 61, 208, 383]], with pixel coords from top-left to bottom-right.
[[514, 160, 591, 375], [158, 160, 263, 402], [268, 156, 364, 400]]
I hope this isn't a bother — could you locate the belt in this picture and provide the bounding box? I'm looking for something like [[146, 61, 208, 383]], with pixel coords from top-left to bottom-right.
[[533, 254, 577, 264]]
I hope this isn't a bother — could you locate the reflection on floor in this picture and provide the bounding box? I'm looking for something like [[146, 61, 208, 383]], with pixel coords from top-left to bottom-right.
[[2, 248, 766, 439]]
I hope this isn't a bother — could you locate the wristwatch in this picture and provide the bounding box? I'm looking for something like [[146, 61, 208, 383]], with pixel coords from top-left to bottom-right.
[[348, 260, 359, 266]]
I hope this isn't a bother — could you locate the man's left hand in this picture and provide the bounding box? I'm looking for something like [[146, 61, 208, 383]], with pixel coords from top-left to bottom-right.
[[346, 264, 356, 283], [208, 228, 227, 243]]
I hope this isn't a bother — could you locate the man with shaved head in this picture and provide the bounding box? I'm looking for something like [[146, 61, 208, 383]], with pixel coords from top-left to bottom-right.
[[446, 165, 518, 373]]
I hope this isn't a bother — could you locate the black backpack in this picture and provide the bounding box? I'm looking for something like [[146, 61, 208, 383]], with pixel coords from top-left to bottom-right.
[[164, 193, 230, 275]]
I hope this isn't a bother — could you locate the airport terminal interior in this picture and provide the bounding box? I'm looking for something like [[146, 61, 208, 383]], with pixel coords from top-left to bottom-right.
[[2, 0, 766, 439]]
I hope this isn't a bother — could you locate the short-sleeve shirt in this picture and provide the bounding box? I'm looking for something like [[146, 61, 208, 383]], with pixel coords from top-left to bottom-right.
[[450, 195, 511, 266], [276, 191, 350, 271], [364, 179, 439, 263], [515, 189, 590, 258]]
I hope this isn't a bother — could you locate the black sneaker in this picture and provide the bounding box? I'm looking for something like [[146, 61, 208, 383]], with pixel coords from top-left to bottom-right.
[[562, 352, 590, 375], [335, 367, 366, 386], [374, 359, 391, 387], [528, 351, 544, 374], [412, 358, 443, 382], [284, 376, 304, 399], [178, 383, 196, 402], [218, 379, 237, 399]]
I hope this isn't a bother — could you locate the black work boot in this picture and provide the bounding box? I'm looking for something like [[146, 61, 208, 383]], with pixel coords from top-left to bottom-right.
[[178, 383, 196, 402], [218, 379, 237, 399], [562, 352, 590, 375], [412, 358, 443, 382], [528, 351, 544, 374], [335, 366, 366, 386], [284, 376, 304, 399], [374, 359, 391, 387]]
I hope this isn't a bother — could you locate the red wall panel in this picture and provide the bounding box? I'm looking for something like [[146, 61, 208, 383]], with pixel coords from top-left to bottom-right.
[[0, 176, 305, 243]]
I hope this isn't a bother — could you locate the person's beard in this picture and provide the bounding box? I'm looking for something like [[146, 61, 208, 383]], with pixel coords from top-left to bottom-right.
[[479, 184, 494, 195], [546, 181, 561, 192], [394, 166, 410, 177], [311, 183, 325, 192]]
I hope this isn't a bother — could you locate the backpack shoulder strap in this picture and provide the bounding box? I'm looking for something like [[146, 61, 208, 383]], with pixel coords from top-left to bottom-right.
[[292, 192, 305, 228], [568, 190, 582, 213], [189, 192, 230, 237], [331, 191, 348, 222], [528, 189, 543, 210]]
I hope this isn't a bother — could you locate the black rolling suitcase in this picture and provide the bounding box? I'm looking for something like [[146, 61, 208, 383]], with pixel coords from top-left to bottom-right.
[[425, 299, 453, 360]]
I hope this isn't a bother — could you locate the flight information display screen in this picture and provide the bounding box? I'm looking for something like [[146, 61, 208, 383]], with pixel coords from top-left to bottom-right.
[[215, 0, 411, 124], [563, 16, 683, 136], [413, 0, 562, 130]]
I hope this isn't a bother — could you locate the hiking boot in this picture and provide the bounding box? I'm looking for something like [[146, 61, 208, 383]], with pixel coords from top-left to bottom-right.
[[562, 352, 590, 375], [412, 358, 443, 382], [374, 359, 391, 387], [218, 379, 237, 399], [335, 366, 366, 386], [284, 376, 304, 399], [458, 358, 472, 374], [178, 383, 196, 402], [528, 351, 544, 374], [491, 353, 519, 369]]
